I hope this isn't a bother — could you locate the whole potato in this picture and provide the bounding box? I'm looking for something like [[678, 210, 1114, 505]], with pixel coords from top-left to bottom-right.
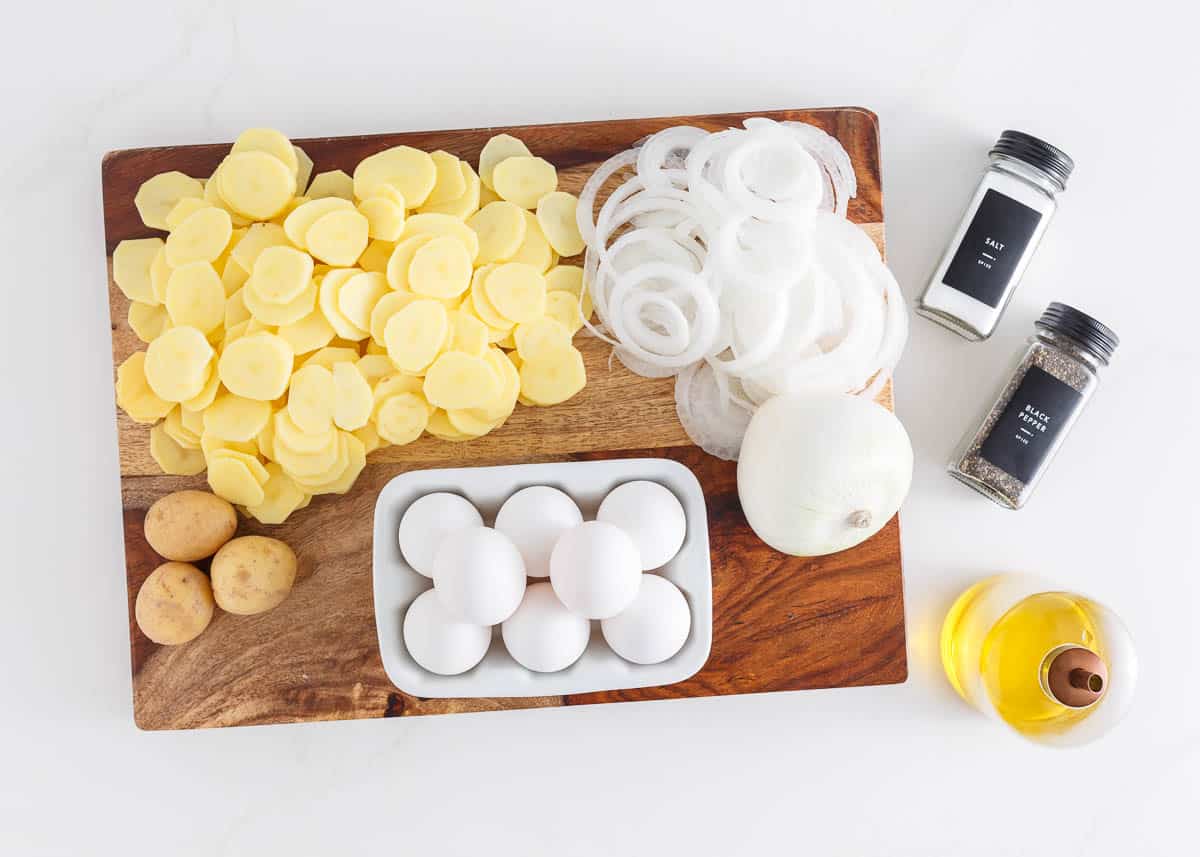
[[210, 536, 298, 615], [144, 490, 237, 562], [135, 562, 215, 645]]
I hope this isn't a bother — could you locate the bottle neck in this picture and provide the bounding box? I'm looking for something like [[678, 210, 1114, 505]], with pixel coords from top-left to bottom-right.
[[988, 153, 1066, 198], [1034, 328, 1107, 373]]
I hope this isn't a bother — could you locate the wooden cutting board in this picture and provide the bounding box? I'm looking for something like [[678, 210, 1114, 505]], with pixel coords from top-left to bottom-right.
[[103, 108, 906, 730]]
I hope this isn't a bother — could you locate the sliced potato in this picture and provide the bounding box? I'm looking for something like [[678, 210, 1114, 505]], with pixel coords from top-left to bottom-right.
[[544, 289, 585, 334], [283, 196, 354, 250], [384, 299, 448, 373], [353, 145, 437, 206], [408, 236, 472, 299], [425, 150, 467, 204], [306, 169, 354, 200], [369, 289, 416, 346], [337, 271, 389, 331], [356, 355, 396, 387], [278, 307, 335, 355], [353, 422, 384, 454], [485, 262, 546, 323], [300, 345, 360, 370], [536, 191, 584, 256], [305, 208, 369, 266], [446, 407, 499, 437], [294, 432, 366, 495], [274, 410, 338, 455], [207, 450, 268, 507], [218, 332, 293, 400], [201, 430, 258, 459], [384, 234, 434, 291], [182, 366, 221, 412], [217, 151, 297, 220], [164, 197, 211, 231], [149, 423, 207, 475], [471, 347, 520, 422], [287, 364, 336, 433], [128, 301, 170, 343], [144, 326, 215, 402], [375, 393, 430, 445], [179, 404, 207, 438], [358, 239, 395, 274], [115, 351, 174, 424], [509, 210, 555, 272], [135, 171, 205, 231], [514, 316, 571, 362], [273, 423, 341, 477], [242, 275, 316, 326], [230, 127, 298, 175], [317, 268, 369, 340], [423, 352, 500, 410], [204, 165, 252, 227], [492, 156, 557, 209], [400, 213, 479, 262], [203, 393, 272, 442], [165, 262, 225, 334], [544, 264, 591, 317], [245, 462, 306, 524], [467, 201, 526, 264], [469, 266, 514, 331], [448, 310, 488, 357], [372, 373, 426, 416], [231, 223, 291, 272], [113, 238, 165, 304], [478, 134, 532, 190], [419, 160, 481, 219], [294, 145, 314, 191], [332, 362, 373, 430], [519, 344, 586, 405], [150, 246, 173, 304], [246, 245, 314, 306], [357, 196, 406, 242], [224, 288, 251, 330], [425, 408, 472, 441], [478, 182, 501, 208]]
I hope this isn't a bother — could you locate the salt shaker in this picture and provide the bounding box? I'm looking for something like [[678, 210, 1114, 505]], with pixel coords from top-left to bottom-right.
[[917, 131, 1074, 340], [949, 303, 1117, 509]]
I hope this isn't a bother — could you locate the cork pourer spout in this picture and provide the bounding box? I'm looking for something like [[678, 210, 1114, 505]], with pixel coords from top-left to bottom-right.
[[1046, 647, 1107, 708]]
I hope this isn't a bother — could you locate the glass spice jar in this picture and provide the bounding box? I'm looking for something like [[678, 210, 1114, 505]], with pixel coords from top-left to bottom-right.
[[949, 303, 1118, 509], [917, 131, 1074, 341]]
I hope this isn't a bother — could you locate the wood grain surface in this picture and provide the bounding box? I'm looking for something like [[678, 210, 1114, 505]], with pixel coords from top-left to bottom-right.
[[103, 108, 907, 730]]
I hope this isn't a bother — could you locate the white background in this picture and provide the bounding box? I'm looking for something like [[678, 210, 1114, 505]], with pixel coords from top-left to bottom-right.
[[2, 1, 1196, 854]]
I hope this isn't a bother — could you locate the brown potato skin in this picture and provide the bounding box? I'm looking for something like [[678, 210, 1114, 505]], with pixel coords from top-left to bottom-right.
[[135, 562, 215, 645], [210, 536, 298, 615], [144, 490, 238, 561]]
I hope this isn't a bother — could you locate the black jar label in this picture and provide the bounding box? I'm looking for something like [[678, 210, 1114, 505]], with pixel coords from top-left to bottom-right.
[[981, 366, 1082, 484], [943, 189, 1042, 307]]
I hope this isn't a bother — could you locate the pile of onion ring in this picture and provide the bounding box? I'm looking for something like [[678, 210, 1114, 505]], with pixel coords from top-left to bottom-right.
[[576, 117, 908, 460]]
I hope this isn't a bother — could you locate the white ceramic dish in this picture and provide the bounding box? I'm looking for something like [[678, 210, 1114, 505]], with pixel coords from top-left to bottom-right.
[[372, 458, 712, 698]]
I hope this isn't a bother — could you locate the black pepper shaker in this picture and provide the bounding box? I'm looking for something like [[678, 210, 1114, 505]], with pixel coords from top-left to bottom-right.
[[949, 303, 1118, 508]]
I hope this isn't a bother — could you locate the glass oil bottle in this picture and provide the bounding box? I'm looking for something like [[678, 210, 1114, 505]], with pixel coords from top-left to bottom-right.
[[941, 574, 1136, 746]]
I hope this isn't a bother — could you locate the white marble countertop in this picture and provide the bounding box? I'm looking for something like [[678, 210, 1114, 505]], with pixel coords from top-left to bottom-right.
[[2, 0, 1196, 854]]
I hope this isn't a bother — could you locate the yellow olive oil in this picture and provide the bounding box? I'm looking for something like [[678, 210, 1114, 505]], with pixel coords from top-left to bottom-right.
[[940, 576, 1120, 741]]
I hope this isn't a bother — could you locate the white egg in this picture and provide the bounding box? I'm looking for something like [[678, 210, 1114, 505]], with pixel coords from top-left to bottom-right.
[[432, 526, 526, 625], [596, 480, 687, 570], [398, 492, 483, 578], [549, 521, 641, 619], [403, 589, 492, 676], [501, 582, 591, 672], [601, 574, 691, 665], [494, 485, 583, 578]]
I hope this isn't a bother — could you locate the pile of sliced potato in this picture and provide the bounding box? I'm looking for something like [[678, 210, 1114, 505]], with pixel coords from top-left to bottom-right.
[[114, 128, 590, 524]]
